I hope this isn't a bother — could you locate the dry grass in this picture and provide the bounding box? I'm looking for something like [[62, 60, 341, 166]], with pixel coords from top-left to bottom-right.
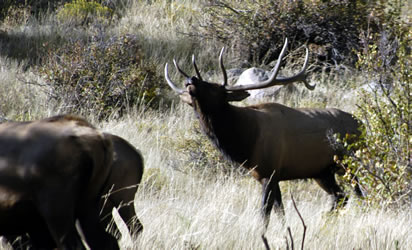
[[115, 0, 209, 71], [0, 1, 411, 249], [0, 58, 52, 121]]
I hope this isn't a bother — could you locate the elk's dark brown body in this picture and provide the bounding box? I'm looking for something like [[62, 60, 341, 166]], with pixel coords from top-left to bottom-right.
[[0, 115, 119, 249], [165, 39, 364, 227]]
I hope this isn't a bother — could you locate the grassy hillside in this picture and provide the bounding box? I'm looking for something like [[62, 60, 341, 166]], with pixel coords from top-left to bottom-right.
[[0, 0, 410, 249]]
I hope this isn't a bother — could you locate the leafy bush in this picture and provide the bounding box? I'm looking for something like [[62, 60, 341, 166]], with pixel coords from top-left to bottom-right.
[[0, 0, 67, 21], [57, 0, 114, 26], [1, 4, 32, 27], [40, 33, 163, 119], [198, 0, 397, 67], [336, 7, 411, 207]]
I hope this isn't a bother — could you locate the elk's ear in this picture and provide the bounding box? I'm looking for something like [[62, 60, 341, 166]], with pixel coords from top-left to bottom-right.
[[226, 91, 250, 102], [180, 92, 193, 105]]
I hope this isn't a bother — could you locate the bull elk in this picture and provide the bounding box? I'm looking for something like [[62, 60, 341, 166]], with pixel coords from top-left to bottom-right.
[[165, 39, 364, 227]]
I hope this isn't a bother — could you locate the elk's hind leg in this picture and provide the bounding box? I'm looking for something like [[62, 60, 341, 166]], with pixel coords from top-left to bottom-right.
[[314, 168, 348, 210], [353, 175, 365, 198], [117, 202, 143, 235], [35, 190, 84, 249], [78, 204, 120, 250], [336, 164, 366, 198]]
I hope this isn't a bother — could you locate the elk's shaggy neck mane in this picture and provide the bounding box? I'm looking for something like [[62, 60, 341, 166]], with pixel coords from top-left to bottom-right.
[[193, 102, 257, 165]]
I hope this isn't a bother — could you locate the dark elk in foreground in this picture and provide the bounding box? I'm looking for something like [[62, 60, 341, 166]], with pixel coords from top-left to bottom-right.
[[165, 39, 364, 226], [0, 115, 119, 249], [0, 116, 145, 249]]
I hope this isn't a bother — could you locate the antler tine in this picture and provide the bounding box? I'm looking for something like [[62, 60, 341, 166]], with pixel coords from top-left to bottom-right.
[[272, 46, 315, 90], [301, 47, 315, 90], [164, 63, 186, 94], [192, 54, 203, 81], [219, 47, 228, 87], [266, 37, 288, 84], [173, 59, 190, 78], [225, 39, 315, 91]]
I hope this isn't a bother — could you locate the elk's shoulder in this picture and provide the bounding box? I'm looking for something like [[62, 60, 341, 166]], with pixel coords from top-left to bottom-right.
[[247, 103, 296, 117], [248, 102, 289, 111], [43, 114, 94, 128]]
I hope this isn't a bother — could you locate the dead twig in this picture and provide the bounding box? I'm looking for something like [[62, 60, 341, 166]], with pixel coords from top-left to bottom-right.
[[287, 227, 294, 249], [262, 234, 270, 250], [291, 194, 307, 250], [285, 235, 290, 250]]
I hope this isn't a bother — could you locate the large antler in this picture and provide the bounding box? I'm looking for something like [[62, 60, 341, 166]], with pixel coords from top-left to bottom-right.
[[224, 39, 315, 91], [164, 63, 186, 94], [165, 39, 315, 95], [219, 47, 228, 87], [192, 55, 203, 81]]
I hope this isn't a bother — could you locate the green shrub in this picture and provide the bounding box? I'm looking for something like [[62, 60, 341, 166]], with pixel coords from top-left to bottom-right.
[[0, 0, 66, 21], [57, 0, 113, 26], [1, 4, 31, 27], [198, 0, 398, 67], [40, 33, 163, 119], [336, 9, 411, 207]]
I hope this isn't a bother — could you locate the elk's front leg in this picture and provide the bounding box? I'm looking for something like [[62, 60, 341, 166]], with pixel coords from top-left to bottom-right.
[[261, 177, 283, 228]]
